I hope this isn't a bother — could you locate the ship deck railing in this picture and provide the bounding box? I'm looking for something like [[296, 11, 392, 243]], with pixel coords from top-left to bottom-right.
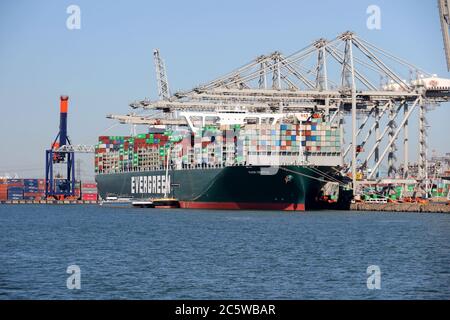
[[95, 160, 336, 175]]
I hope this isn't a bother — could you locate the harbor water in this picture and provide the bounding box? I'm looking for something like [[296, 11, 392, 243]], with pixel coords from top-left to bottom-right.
[[0, 205, 449, 299]]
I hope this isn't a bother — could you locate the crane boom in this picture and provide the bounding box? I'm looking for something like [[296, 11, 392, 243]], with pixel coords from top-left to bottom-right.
[[439, 0, 450, 71], [107, 114, 188, 125], [153, 49, 171, 100]]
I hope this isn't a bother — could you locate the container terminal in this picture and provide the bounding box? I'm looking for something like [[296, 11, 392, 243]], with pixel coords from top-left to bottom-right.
[[1, 31, 450, 212], [0, 95, 99, 205], [97, 32, 450, 211]]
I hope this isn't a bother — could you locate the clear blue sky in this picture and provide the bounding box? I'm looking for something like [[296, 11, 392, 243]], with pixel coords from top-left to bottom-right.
[[0, 0, 448, 178]]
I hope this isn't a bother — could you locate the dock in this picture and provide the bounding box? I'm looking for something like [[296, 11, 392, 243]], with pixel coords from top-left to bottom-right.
[[350, 202, 450, 213], [0, 200, 98, 205]]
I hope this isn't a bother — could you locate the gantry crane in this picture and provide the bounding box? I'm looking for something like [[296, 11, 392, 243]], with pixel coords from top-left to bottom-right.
[[108, 32, 450, 196], [45, 96, 76, 199], [45, 96, 95, 200]]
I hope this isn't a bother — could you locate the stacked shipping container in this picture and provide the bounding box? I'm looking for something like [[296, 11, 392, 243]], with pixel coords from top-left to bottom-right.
[[6, 179, 24, 200], [431, 181, 450, 198], [95, 121, 342, 175], [81, 182, 98, 201], [23, 179, 46, 200], [0, 180, 7, 201], [95, 133, 170, 174], [0, 179, 46, 201], [302, 117, 341, 153], [0, 179, 98, 201]]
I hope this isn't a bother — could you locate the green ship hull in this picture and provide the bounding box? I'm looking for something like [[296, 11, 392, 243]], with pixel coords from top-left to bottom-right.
[[96, 165, 349, 211]]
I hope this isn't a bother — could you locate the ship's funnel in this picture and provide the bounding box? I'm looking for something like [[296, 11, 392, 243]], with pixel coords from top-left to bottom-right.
[[59, 95, 69, 146]]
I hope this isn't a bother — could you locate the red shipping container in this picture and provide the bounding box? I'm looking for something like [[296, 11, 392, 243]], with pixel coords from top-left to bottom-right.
[[81, 183, 97, 188], [82, 192, 97, 197], [82, 194, 98, 201]]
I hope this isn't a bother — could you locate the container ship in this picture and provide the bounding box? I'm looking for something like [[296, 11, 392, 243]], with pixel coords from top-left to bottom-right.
[[95, 111, 352, 211]]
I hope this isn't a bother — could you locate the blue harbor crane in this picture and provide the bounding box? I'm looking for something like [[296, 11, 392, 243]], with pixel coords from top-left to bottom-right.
[[45, 96, 76, 199]]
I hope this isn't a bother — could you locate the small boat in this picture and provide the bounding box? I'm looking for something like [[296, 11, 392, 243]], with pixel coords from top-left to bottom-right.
[[152, 198, 180, 209], [131, 200, 154, 208], [151, 145, 180, 209], [100, 196, 133, 206]]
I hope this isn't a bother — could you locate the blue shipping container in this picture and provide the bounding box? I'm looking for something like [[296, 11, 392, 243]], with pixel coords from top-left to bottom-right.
[[24, 186, 40, 191], [24, 179, 38, 183], [7, 179, 23, 183], [24, 181, 39, 186], [7, 187, 23, 192]]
